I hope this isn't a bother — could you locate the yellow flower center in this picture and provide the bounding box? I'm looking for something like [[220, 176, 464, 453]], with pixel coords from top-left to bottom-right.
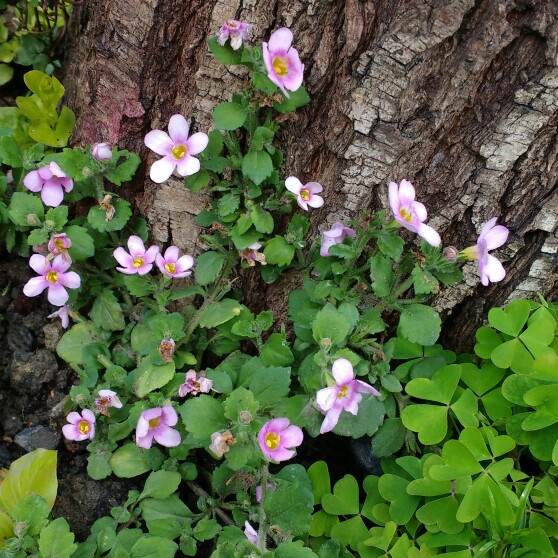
[[99, 397, 109, 407], [78, 420, 90, 434], [300, 189, 310, 201], [227, 19, 237, 27], [149, 417, 161, 429], [272, 56, 289, 77], [171, 144, 188, 160], [164, 262, 176, 274], [399, 208, 413, 223], [337, 385, 349, 399], [46, 271, 58, 284], [265, 431, 281, 450], [53, 238, 66, 251], [133, 257, 145, 268]]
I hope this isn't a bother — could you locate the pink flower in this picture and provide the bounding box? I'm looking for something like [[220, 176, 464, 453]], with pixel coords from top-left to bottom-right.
[[239, 242, 267, 266], [136, 405, 181, 449], [285, 177, 324, 211], [262, 27, 304, 98], [178, 370, 213, 397], [48, 233, 72, 257], [258, 418, 303, 462], [320, 222, 356, 257], [316, 358, 380, 434], [144, 114, 209, 183], [23, 254, 81, 306], [155, 246, 194, 278], [244, 521, 258, 546], [158, 338, 176, 362], [209, 430, 235, 457], [113, 235, 159, 275], [462, 218, 509, 286], [23, 162, 74, 207], [255, 483, 275, 502], [62, 409, 96, 441], [91, 142, 113, 162], [47, 305, 70, 328], [388, 179, 441, 247], [217, 19, 252, 50], [95, 389, 123, 416]]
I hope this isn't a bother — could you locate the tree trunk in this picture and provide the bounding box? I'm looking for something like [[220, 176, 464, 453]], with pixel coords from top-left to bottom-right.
[[63, 0, 558, 352]]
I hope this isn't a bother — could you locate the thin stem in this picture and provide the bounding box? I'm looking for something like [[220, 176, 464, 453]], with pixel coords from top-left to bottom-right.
[[186, 481, 234, 526], [257, 463, 269, 552]]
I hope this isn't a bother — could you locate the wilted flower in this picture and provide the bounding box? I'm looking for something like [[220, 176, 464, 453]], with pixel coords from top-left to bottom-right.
[[47, 233, 72, 259], [461, 218, 509, 286], [316, 358, 380, 434], [209, 430, 236, 457], [23, 254, 81, 306], [285, 177, 324, 211], [136, 405, 181, 449], [320, 222, 356, 257], [179, 370, 213, 396], [158, 338, 176, 363], [47, 305, 70, 329], [262, 27, 304, 98], [62, 409, 96, 441], [217, 19, 251, 50], [239, 242, 267, 266], [155, 246, 194, 278], [244, 521, 258, 546], [258, 418, 303, 462], [99, 194, 116, 221], [95, 389, 123, 416], [144, 114, 208, 183], [23, 162, 74, 207], [113, 235, 159, 275], [91, 142, 113, 162], [388, 179, 441, 247]]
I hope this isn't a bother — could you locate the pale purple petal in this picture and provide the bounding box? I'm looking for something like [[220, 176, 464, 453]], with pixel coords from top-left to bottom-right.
[[417, 223, 441, 247], [479, 217, 497, 241], [320, 406, 343, 434], [49, 162, 65, 177], [265, 417, 290, 432], [136, 432, 154, 449], [482, 254, 506, 284], [307, 182, 323, 194], [280, 424, 303, 447], [59, 178, 74, 193], [23, 276, 48, 297], [355, 379, 381, 396], [388, 181, 401, 214], [176, 254, 194, 272], [484, 225, 509, 251], [164, 246, 180, 261], [29, 254, 48, 274], [82, 409, 96, 423], [307, 195, 324, 208], [282, 52, 304, 90], [113, 247, 133, 268], [23, 170, 43, 192], [345, 392, 363, 415], [62, 424, 79, 441], [398, 179, 416, 206], [144, 245, 160, 263], [51, 255, 72, 273], [136, 263, 153, 276], [272, 447, 296, 461], [58, 271, 81, 289], [413, 201, 427, 222], [136, 415, 150, 438], [168, 115, 190, 145], [244, 522, 258, 546], [127, 235, 146, 256], [47, 283, 69, 306], [150, 158, 176, 183], [161, 405, 178, 426], [186, 132, 209, 156], [66, 411, 82, 424], [316, 386, 338, 412], [285, 176, 302, 194], [41, 183, 64, 207], [332, 358, 355, 385], [37, 166, 53, 180], [176, 155, 200, 177], [144, 130, 173, 155], [153, 425, 181, 447], [268, 27, 293, 53], [296, 197, 309, 211]]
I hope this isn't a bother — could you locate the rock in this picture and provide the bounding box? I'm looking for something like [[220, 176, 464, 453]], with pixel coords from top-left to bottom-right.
[[43, 322, 63, 351], [7, 319, 34, 354], [14, 425, 60, 452], [9, 349, 57, 393]]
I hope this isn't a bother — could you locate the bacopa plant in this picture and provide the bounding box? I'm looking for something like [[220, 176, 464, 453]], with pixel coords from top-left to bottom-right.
[[1, 15, 553, 558]]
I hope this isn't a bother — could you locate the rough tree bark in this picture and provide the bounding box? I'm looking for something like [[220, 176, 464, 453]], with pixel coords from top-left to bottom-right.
[[62, 0, 558, 351]]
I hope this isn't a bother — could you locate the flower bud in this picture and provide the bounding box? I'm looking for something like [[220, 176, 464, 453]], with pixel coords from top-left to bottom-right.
[[91, 142, 113, 162], [27, 213, 39, 225], [239, 410, 252, 423], [443, 246, 458, 262]]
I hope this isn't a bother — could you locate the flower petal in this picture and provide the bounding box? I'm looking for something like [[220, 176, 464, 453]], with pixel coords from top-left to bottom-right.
[[113, 247, 133, 268], [484, 225, 509, 251], [144, 245, 160, 263], [320, 405, 343, 434], [355, 379, 381, 396], [23, 276, 47, 297], [41, 183, 64, 207], [307, 195, 324, 208], [136, 415, 150, 437], [150, 158, 176, 183], [144, 130, 173, 155], [316, 386, 337, 411], [161, 405, 178, 426], [175, 155, 200, 177], [164, 246, 180, 261], [268, 27, 293, 53], [168, 114, 190, 144], [280, 425, 303, 448], [398, 179, 416, 206], [417, 223, 441, 247], [47, 283, 69, 306], [127, 235, 146, 256], [332, 358, 355, 385], [478, 217, 497, 241], [59, 271, 81, 289], [154, 425, 181, 447], [186, 132, 209, 156], [307, 181, 323, 194], [29, 254, 48, 275], [285, 176, 302, 194], [23, 170, 43, 192], [176, 254, 194, 271], [66, 412, 82, 424], [388, 181, 401, 214], [482, 253, 506, 284], [412, 201, 427, 222], [136, 432, 154, 449]]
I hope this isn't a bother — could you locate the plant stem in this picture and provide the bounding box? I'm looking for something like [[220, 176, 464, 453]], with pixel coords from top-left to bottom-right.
[[257, 463, 269, 552], [186, 481, 234, 526]]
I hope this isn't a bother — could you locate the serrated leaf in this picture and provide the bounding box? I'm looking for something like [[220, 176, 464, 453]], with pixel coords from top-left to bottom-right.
[[242, 149, 273, 185]]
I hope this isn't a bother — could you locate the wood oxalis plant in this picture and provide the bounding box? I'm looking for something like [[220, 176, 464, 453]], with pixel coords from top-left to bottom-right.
[[0, 17, 557, 558]]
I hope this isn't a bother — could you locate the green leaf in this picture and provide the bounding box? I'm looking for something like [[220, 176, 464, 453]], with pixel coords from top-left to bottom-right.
[[8, 191, 44, 227], [273, 86, 311, 113], [275, 541, 319, 558], [252, 126, 275, 150], [264, 236, 295, 266], [193, 517, 220, 541], [322, 475, 360, 515], [249, 366, 291, 406], [307, 461, 331, 505], [217, 193, 240, 217], [0, 63, 13, 87], [378, 474, 421, 525], [260, 333, 294, 367], [27, 228, 49, 246], [242, 149, 273, 185], [333, 395, 385, 438], [87, 198, 132, 232], [90, 288, 126, 331], [38, 517, 77, 558], [0, 135, 23, 167], [110, 444, 163, 478], [399, 304, 441, 346], [57, 322, 100, 364], [312, 304, 350, 345], [130, 535, 178, 558], [207, 36, 242, 65], [11, 494, 49, 535], [139, 471, 182, 501], [378, 232, 404, 262], [180, 395, 227, 445], [371, 418, 405, 458], [184, 169, 210, 192], [213, 102, 247, 130], [488, 300, 531, 336], [105, 150, 141, 186], [134, 357, 176, 398], [199, 299, 243, 328], [194, 251, 225, 286], [369, 254, 393, 297], [250, 204, 274, 233]]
